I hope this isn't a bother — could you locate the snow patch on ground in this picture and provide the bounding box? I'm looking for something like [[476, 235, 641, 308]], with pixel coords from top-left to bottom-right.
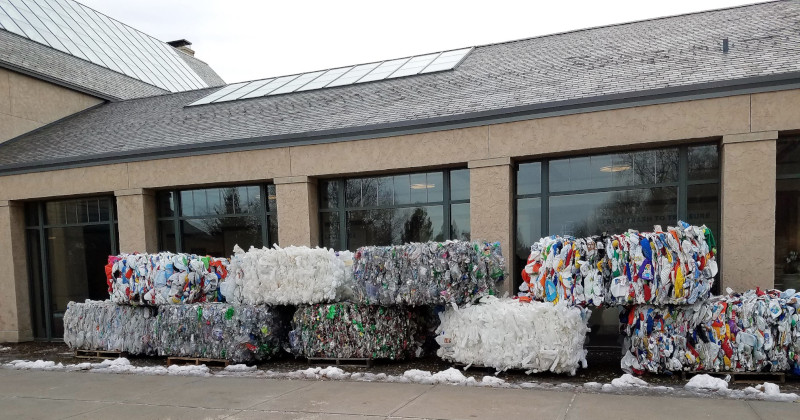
[[610, 374, 649, 388], [224, 364, 258, 373], [0, 346, 11, 352], [684, 374, 729, 392]]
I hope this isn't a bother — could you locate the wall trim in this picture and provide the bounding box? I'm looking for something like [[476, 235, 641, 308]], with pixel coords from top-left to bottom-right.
[[722, 131, 779, 144]]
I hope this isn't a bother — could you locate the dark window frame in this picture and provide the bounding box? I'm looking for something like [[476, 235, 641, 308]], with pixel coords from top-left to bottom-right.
[[319, 168, 470, 250], [24, 195, 119, 341], [156, 184, 277, 252]]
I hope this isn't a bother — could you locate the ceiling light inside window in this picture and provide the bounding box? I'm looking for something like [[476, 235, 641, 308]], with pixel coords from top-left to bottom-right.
[[600, 165, 631, 172]]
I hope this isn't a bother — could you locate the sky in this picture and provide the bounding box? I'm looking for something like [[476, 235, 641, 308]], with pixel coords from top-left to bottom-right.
[[79, 0, 766, 84]]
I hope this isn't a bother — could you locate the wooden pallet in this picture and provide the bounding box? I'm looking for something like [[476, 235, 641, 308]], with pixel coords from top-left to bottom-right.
[[307, 357, 374, 368], [75, 349, 124, 360], [681, 370, 785, 384], [167, 357, 230, 367]]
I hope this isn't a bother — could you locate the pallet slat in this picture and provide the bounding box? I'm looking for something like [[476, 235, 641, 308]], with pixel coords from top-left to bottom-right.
[[75, 349, 124, 360]]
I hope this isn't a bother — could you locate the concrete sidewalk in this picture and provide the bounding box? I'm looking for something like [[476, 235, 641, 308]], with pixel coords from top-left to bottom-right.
[[0, 368, 796, 420]]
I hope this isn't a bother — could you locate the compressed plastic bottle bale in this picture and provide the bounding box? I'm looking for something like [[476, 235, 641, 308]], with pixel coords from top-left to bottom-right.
[[106, 252, 229, 305], [289, 303, 423, 359], [223, 245, 354, 305], [63, 300, 158, 355], [620, 288, 800, 374], [520, 221, 717, 307], [352, 240, 506, 306], [154, 303, 288, 363], [435, 296, 590, 375]]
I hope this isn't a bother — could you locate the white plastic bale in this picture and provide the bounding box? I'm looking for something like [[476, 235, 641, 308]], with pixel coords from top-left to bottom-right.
[[222, 245, 354, 305], [63, 300, 158, 355], [289, 303, 423, 359], [520, 221, 717, 306], [435, 296, 590, 375], [106, 253, 229, 305], [154, 303, 289, 363], [620, 289, 800, 374], [352, 241, 506, 306]]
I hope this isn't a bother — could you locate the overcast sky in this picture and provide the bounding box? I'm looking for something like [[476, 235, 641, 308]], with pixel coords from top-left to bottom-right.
[[79, 0, 765, 84]]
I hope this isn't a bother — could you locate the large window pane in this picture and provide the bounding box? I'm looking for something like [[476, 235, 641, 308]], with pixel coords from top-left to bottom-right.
[[321, 212, 340, 249], [777, 139, 800, 177], [688, 144, 720, 181], [450, 169, 470, 201], [44, 197, 110, 225], [451, 203, 470, 240], [26, 229, 46, 338], [517, 162, 541, 196], [347, 206, 444, 249], [319, 180, 339, 209], [776, 179, 800, 290], [549, 187, 677, 237], [515, 197, 541, 288], [158, 220, 177, 252], [550, 149, 679, 192], [687, 184, 720, 244], [181, 216, 262, 256]]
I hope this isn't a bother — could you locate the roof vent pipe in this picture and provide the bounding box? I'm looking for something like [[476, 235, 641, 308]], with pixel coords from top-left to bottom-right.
[[722, 38, 729, 54]]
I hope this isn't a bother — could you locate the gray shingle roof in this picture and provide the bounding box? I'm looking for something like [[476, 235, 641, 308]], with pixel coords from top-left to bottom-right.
[[1, 0, 799, 172], [175, 49, 225, 87], [0, 29, 168, 100]]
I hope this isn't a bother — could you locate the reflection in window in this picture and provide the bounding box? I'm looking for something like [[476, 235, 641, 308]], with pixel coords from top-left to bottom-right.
[[157, 185, 276, 253], [321, 169, 469, 250], [776, 140, 800, 289]]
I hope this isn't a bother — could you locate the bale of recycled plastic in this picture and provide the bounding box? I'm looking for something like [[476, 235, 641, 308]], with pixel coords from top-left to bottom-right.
[[352, 240, 506, 306], [620, 289, 800, 374], [435, 296, 590, 375], [154, 303, 289, 363], [520, 221, 717, 306], [222, 245, 354, 305], [63, 300, 158, 355], [289, 302, 423, 359], [106, 252, 229, 305]]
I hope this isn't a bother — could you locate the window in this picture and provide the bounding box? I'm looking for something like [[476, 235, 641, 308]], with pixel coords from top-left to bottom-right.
[[25, 196, 119, 340], [156, 185, 277, 255], [320, 169, 470, 250], [776, 138, 800, 290], [515, 144, 719, 345]]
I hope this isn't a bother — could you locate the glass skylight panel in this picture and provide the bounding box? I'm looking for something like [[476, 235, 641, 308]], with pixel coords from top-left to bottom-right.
[[326, 62, 380, 87], [0, 0, 208, 92], [214, 78, 271, 101], [296, 66, 353, 91], [420, 48, 473, 73], [355, 58, 409, 83], [188, 82, 248, 106], [388, 53, 440, 78], [268, 70, 325, 95], [238, 75, 300, 99]]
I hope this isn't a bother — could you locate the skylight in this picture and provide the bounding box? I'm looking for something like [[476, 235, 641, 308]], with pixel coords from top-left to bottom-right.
[[187, 47, 473, 107]]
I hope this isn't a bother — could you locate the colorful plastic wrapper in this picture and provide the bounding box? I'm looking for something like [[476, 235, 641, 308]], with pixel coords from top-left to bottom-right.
[[222, 245, 354, 305], [106, 253, 229, 305], [435, 296, 590, 375], [154, 303, 289, 363], [620, 288, 800, 374], [63, 300, 158, 355], [289, 303, 422, 359], [352, 240, 506, 306], [520, 222, 717, 306]]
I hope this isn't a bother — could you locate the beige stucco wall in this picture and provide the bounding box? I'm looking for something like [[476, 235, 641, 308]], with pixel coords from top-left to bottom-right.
[[115, 189, 158, 253], [469, 158, 514, 296], [0, 201, 32, 342], [0, 68, 103, 143], [721, 133, 777, 292], [2, 89, 800, 341]]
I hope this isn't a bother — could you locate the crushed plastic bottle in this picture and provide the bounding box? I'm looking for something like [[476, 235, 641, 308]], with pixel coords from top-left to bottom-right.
[[435, 296, 590, 375], [520, 222, 717, 306], [352, 240, 506, 306], [289, 302, 423, 359], [154, 303, 289, 363], [223, 245, 354, 305], [63, 300, 159, 355], [106, 253, 229, 305], [620, 288, 800, 374]]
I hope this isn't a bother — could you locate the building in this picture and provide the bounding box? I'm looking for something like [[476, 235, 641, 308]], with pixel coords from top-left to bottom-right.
[[1, 0, 799, 342]]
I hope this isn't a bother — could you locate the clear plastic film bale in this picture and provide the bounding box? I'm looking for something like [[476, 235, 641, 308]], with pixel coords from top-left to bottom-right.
[[435, 296, 590, 375], [520, 221, 717, 306], [105, 252, 229, 305], [352, 240, 506, 306], [154, 303, 289, 363], [63, 300, 158, 355], [289, 302, 423, 359], [223, 245, 354, 305], [620, 289, 800, 374]]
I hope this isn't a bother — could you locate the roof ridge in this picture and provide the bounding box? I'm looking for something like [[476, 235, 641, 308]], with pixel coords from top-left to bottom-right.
[[473, 0, 780, 49]]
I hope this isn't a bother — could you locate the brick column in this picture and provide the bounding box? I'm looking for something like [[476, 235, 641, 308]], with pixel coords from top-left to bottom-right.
[[0, 200, 33, 342], [721, 131, 778, 292], [115, 189, 158, 253], [469, 157, 514, 296], [275, 176, 319, 247]]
